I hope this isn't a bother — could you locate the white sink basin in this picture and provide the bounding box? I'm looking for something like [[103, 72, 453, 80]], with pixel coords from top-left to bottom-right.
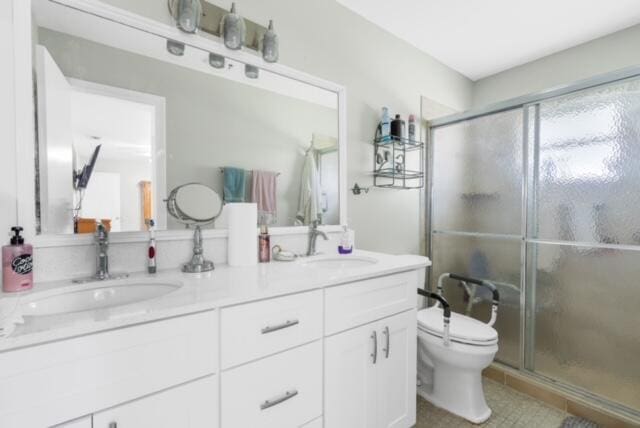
[[299, 255, 378, 270], [21, 281, 182, 316]]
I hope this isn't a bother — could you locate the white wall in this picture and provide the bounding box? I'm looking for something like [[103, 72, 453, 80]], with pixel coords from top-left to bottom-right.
[[473, 23, 640, 107]]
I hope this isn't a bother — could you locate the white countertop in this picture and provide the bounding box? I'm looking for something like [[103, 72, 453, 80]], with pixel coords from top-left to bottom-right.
[[0, 251, 429, 352]]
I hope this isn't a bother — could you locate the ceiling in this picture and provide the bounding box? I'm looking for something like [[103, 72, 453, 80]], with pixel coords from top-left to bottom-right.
[[336, 0, 640, 80]]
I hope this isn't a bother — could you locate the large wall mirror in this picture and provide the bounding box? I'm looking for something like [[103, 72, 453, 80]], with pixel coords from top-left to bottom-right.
[[29, 0, 344, 238]]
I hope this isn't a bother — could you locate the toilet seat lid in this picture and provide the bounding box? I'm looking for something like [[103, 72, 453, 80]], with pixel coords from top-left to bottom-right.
[[417, 306, 498, 346]]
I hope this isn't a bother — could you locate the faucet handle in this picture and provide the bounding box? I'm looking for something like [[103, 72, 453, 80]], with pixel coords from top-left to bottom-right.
[[95, 221, 109, 242], [311, 219, 320, 229]]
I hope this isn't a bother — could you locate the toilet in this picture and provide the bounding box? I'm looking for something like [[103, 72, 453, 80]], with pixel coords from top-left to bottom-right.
[[417, 273, 500, 424]]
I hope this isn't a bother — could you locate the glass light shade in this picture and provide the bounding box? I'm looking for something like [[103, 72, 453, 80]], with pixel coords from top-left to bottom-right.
[[220, 3, 246, 50], [176, 0, 202, 34], [244, 64, 259, 79], [166, 39, 185, 56], [209, 53, 225, 69], [261, 20, 279, 63]]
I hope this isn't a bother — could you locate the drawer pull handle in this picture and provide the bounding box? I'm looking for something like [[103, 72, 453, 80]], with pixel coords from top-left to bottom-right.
[[383, 326, 390, 359], [109, 423, 118, 428], [371, 330, 377, 364], [261, 319, 299, 334], [260, 389, 299, 410]]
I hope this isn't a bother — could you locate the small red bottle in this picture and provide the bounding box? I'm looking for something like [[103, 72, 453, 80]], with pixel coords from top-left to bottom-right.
[[258, 224, 271, 263]]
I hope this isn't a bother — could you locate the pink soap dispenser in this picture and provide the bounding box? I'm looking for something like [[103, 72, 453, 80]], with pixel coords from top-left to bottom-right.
[[2, 226, 33, 292]]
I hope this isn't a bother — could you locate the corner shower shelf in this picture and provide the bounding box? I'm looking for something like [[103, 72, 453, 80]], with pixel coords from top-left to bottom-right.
[[373, 135, 425, 189]]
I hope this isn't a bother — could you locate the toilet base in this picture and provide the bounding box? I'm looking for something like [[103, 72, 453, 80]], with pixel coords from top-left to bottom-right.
[[418, 381, 492, 424], [417, 328, 497, 424]]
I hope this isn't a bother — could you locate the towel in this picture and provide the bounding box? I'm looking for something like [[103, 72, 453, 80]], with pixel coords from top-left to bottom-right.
[[251, 170, 278, 225], [223, 167, 247, 202], [295, 151, 323, 225]]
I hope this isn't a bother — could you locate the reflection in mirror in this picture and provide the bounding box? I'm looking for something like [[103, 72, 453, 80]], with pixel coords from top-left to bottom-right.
[[32, 0, 340, 235]]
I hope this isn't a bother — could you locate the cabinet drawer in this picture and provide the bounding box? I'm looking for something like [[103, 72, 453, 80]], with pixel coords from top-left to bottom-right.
[[220, 290, 322, 369], [221, 341, 322, 428], [0, 311, 218, 428], [93, 375, 218, 428], [324, 271, 417, 335]]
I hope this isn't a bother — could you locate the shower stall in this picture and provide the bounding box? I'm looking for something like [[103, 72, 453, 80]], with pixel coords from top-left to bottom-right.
[[426, 70, 640, 418]]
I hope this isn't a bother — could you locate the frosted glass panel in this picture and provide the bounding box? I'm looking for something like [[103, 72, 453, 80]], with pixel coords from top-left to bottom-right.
[[534, 78, 640, 244], [530, 243, 640, 410], [432, 109, 523, 235], [431, 233, 521, 366]]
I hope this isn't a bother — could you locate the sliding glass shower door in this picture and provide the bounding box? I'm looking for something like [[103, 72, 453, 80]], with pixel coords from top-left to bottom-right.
[[429, 75, 640, 413]]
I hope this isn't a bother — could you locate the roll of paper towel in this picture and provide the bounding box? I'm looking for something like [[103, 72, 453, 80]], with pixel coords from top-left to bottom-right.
[[227, 203, 258, 266]]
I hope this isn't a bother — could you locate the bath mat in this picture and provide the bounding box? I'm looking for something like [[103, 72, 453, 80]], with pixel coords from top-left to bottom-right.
[[561, 416, 599, 428]]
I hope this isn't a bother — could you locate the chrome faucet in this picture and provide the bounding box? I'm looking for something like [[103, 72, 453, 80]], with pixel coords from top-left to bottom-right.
[[95, 222, 110, 280], [307, 220, 329, 256], [73, 222, 128, 283]]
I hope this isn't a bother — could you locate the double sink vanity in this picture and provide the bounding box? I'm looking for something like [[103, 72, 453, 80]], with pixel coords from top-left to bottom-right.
[[0, 252, 428, 428]]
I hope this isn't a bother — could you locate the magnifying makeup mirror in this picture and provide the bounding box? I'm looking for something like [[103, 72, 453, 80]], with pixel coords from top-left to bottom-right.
[[166, 183, 223, 273]]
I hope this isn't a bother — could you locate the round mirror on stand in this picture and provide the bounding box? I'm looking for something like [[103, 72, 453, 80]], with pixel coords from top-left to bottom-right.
[[166, 183, 223, 273]]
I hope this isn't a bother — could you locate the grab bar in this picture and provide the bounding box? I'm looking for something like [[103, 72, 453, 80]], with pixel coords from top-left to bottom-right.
[[417, 288, 451, 346], [437, 273, 500, 326]]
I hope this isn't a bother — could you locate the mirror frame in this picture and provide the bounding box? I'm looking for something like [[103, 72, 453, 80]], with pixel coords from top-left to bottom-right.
[[13, 0, 347, 247]]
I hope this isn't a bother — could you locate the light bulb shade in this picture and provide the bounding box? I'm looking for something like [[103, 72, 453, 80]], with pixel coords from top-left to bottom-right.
[[261, 20, 279, 63], [175, 0, 202, 34], [220, 3, 246, 50], [167, 39, 185, 56], [245, 64, 259, 79], [209, 53, 226, 69]]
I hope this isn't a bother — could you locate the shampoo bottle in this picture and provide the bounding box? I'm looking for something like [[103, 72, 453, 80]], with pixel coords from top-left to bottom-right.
[[2, 227, 33, 292], [380, 107, 391, 142]]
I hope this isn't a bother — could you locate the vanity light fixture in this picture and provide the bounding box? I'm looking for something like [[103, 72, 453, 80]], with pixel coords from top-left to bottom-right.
[[221, 3, 246, 50], [261, 20, 279, 63], [209, 52, 226, 68], [169, 0, 202, 34], [244, 64, 259, 79], [166, 39, 185, 56]]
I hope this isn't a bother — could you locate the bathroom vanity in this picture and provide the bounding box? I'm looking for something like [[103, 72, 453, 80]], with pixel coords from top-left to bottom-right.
[[0, 252, 428, 428]]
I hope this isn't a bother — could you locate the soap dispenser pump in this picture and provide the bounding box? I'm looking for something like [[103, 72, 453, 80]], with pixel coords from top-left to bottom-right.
[[2, 226, 33, 292]]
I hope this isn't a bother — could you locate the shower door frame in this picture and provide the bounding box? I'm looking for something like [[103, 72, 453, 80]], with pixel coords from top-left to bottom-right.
[[425, 64, 640, 418]]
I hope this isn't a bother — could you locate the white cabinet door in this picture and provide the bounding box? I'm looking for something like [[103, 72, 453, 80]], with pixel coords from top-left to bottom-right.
[[93, 375, 218, 428], [376, 310, 417, 428], [324, 322, 378, 428], [325, 310, 417, 428]]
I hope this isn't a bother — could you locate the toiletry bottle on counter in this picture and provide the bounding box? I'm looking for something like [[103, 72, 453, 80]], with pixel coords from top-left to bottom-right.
[[147, 219, 157, 274], [258, 224, 271, 263], [338, 226, 353, 255], [2, 227, 33, 292]]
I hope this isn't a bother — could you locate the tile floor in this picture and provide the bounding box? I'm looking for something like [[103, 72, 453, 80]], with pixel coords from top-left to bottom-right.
[[416, 379, 570, 427]]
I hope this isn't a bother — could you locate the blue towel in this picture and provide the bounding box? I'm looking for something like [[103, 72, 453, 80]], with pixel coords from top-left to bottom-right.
[[223, 167, 247, 202]]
